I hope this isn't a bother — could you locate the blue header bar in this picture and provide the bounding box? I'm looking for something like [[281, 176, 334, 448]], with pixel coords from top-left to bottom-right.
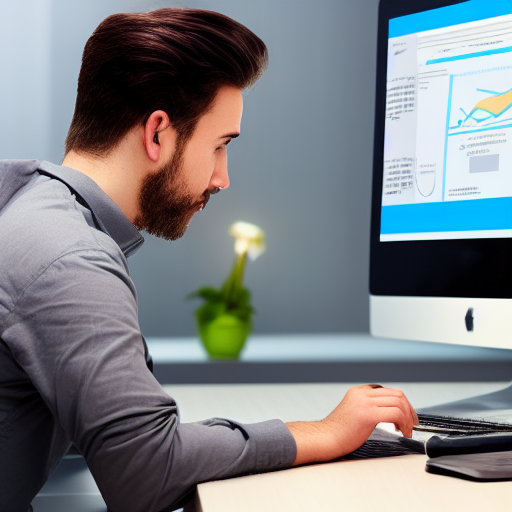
[[389, 0, 512, 39], [381, 197, 512, 235]]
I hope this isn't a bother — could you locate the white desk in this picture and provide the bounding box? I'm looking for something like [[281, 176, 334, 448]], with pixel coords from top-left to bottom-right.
[[164, 381, 511, 512], [195, 454, 511, 512]]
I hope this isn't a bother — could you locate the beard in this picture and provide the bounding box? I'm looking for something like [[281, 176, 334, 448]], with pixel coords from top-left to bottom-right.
[[134, 143, 211, 241]]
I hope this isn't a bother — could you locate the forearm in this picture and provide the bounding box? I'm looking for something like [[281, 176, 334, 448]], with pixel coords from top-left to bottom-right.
[[286, 420, 338, 466], [87, 418, 296, 511]]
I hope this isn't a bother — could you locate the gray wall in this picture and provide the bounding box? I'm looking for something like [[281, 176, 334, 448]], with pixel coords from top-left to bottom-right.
[[0, 0, 380, 336]]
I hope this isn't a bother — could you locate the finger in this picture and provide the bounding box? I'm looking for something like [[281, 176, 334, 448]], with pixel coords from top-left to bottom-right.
[[370, 396, 416, 432], [369, 388, 418, 426], [393, 413, 414, 438], [370, 396, 412, 410], [396, 412, 415, 438], [357, 386, 418, 436], [352, 385, 418, 433], [388, 390, 418, 427], [385, 389, 418, 427], [373, 406, 410, 435], [411, 406, 419, 426]]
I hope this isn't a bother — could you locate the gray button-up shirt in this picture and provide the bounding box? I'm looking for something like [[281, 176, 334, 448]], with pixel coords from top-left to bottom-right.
[[0, 160, 296, 512]]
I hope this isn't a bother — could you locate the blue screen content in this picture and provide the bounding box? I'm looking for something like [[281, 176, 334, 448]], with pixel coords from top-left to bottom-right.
[[381, 0, 512, 242]]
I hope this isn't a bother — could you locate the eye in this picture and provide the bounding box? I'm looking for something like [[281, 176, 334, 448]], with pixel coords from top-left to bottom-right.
[[215, 139, 232, 151]]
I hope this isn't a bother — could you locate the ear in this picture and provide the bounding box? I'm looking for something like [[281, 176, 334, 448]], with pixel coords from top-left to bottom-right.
[[143, 110, 172, 162]]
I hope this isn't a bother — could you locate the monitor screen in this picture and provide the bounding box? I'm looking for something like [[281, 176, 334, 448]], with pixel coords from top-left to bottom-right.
[[370, 0, 512, 350]]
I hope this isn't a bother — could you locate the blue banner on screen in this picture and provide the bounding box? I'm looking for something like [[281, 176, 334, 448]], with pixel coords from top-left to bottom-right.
[[381, 198, 512, 234]]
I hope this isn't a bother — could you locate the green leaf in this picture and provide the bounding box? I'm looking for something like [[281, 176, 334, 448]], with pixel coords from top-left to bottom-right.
[[195, 301, 227, 323], [235, 287, 251, 307], [225, 305, 253, 322], [185, 286, 222, 302]]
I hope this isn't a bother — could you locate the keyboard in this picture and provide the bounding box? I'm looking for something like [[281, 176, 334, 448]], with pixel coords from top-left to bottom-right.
[[417, 413, 512, 435]]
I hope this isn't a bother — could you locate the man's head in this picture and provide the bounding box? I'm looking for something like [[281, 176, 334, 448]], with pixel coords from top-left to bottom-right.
[[64, 8, 267, 240], [65, 8, 267, 156], [135, 85, 243, 240]]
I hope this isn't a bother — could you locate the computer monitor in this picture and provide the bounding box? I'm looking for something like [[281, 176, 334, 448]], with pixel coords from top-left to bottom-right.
[[370, 0, 512, 352]]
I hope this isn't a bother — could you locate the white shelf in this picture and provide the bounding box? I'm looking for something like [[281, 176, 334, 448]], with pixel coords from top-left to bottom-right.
[[146, 333, 511, 363]]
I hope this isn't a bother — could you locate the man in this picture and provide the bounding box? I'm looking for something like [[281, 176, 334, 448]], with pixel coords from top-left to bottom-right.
[[0, 8, 418, 512]]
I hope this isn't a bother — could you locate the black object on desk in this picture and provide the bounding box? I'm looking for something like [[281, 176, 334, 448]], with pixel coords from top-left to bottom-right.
[[416, 383, 512, 481], [425, 434, 512, 481]]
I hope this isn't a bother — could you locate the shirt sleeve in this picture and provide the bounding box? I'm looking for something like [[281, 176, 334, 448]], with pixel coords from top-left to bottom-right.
[[2, 248, 297, 511]]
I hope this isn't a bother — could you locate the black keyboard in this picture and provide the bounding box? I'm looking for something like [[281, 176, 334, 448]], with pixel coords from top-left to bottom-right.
[[417, 413, 512, 435]]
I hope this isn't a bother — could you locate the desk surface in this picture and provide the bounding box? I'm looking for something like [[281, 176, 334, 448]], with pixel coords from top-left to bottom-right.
[[195, 454, 512, 512], [184, 381, 512, 512]]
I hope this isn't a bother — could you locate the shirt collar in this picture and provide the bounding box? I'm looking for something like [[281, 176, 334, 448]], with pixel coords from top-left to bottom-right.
[[38, 161, 144, 257]]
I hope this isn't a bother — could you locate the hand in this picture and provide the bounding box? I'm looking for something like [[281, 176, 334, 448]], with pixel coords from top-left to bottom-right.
[[286, 384, 418, 466]]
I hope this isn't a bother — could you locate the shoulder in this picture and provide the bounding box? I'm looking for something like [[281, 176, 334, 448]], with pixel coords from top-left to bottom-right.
[[0, 172, 130, 314]]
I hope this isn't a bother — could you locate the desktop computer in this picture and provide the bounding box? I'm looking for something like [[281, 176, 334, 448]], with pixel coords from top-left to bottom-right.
[[369, 0, 512, 430]]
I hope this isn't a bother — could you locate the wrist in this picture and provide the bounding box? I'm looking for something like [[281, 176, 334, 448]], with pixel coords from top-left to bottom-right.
[[286, 419, 339, 466]]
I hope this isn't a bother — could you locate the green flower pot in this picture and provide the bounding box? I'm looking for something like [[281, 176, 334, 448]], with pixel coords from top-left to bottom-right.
[[196, 312, 252, 359]]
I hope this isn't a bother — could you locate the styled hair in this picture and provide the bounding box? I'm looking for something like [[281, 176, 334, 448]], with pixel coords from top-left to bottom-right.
[[65, 8, 268, 156]]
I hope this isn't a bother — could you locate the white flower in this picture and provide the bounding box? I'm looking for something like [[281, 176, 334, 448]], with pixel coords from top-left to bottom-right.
[[228, 221, 266, 260]]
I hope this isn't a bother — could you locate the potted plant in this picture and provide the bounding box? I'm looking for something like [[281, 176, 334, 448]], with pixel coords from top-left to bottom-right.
[[187, 221, 265, 359]]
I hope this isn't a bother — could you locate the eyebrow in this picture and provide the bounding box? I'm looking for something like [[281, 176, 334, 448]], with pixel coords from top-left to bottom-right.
[[221, 132, 240, 140]]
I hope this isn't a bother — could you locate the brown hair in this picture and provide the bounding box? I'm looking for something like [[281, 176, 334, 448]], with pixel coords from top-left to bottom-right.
[[65, 8, 268, 156]]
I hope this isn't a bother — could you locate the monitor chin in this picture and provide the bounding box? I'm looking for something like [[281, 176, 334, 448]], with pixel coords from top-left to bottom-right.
[[370, 295, 512, 351]]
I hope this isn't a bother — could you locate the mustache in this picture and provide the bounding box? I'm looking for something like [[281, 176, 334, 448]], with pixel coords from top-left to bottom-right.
[[201, 190, 211, 209], [200, 186, 221, 208]]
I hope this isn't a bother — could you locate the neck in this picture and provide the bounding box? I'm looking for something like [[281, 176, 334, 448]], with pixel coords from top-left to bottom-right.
[[62, 133, 146, 223]]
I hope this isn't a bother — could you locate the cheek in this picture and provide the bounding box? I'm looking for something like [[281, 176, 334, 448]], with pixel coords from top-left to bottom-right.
[[185, 156, 216, 191]]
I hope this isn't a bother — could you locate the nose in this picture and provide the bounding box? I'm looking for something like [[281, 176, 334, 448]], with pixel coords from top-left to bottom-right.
[[210, 148, 230, 190]]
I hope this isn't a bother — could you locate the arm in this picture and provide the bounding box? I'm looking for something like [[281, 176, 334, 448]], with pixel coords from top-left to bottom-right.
[[3, 249, 296, 511], [286, 384, 418, 465]]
